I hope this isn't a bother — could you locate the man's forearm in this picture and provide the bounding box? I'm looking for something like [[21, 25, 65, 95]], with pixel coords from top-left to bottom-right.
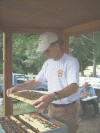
[[32, 83, 79, 109], [11, 79, 41, 92], [54, 83, 78, 99]]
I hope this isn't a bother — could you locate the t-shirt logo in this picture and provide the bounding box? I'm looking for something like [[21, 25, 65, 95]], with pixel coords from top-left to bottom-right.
[[58, 70, 63, 77], [39, 38, 43, 44]]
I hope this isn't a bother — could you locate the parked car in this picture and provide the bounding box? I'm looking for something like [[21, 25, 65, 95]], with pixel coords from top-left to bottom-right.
[[96, 75, 100, 78], [32, 82, 48, 91], [0, 73, 28, 97]]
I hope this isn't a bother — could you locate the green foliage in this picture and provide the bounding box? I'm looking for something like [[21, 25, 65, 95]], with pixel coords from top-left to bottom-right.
[[69, 31, 100, 76], [0, 33, 47, 75], [0, 31, 100, 76], [0, 102, 40, 117], [13, 34, 47, 74]]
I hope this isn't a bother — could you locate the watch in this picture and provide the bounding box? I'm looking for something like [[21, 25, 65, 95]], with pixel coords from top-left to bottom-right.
[[54, 92, 60, 100]]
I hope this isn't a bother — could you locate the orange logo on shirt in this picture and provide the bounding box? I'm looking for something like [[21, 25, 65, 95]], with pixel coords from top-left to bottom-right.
[[39, 38, 43, 44], [58, 70, 63, 77]]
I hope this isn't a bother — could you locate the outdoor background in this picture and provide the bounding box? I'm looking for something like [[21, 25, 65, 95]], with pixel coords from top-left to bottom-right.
[[0, 31, 100, 76], [0, 31, 100, 133]]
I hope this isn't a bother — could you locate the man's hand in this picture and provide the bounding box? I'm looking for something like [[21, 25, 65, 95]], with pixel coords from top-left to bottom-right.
[[6, 80, 41, 97], [81, 92, 89, 98], [32, 93, 54, 109], [6, 87, 15, 97]]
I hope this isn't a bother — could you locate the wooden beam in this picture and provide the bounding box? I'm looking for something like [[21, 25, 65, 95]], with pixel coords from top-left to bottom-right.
[[0, 24, 61, 34], [3, 32, 13, 116], [65, 20, 100, 36]]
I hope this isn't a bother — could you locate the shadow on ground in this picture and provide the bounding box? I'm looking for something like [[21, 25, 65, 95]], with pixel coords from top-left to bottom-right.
[[77, 114, 100, 133]]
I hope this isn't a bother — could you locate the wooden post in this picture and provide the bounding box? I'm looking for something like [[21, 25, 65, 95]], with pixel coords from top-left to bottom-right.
[[63, 32, 69, 53], [57, 31, 69, 53], [3, 32, 13, 116]]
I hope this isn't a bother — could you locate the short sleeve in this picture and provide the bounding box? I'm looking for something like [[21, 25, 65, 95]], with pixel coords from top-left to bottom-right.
[[79, 88, 85, 94], [35, 61, 48, 83], [67, 58, 79, 85], [90, 87, 96, 96]]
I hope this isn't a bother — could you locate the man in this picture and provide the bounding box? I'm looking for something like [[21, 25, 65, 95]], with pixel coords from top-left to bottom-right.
[[80, 82, 99, 117], [7, 32, 80, 133]]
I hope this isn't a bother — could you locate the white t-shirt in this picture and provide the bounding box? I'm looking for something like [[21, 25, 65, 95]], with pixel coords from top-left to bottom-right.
[[36, 53, 80, 104]]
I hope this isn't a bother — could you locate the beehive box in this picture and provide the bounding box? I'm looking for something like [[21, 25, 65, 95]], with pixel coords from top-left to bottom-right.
[[0, 112, 68, 133]]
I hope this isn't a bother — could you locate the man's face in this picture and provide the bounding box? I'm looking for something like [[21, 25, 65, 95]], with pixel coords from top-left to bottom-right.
[[43, 43, 59, 59], [84, 85, 89, 89]]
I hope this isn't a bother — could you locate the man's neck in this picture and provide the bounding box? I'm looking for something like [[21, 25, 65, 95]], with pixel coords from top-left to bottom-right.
[[54, 51, 64, 60]]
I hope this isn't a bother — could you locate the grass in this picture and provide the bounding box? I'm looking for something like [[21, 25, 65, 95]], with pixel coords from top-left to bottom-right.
[[0, 101, 41, 117], [0, 104, 3, 116]]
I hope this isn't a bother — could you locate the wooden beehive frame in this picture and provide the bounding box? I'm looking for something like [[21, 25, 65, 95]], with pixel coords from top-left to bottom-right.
[[9, 90, 43, 105]]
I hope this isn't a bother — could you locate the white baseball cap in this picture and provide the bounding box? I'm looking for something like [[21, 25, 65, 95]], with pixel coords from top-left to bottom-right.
[[36, 32, 58, 52]]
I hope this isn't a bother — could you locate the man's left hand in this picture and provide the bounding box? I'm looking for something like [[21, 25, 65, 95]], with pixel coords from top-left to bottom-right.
[[32, 93, 54, 109]]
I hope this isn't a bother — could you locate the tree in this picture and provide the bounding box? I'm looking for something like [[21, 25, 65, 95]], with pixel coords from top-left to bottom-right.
[[13, 34, 47, 74], [1, 32, 100, 76], [69, 31, 100, 76]]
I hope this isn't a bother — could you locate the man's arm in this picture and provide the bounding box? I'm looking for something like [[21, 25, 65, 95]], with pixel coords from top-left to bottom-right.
[[7, 79, 41, 96], [32, 83, 78, 109], [54, 83, 78, 99], [90, 87, 96, 96]]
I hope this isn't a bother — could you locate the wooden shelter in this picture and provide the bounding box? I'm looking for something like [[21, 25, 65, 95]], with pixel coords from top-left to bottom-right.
[[0, 0, 100, 116]]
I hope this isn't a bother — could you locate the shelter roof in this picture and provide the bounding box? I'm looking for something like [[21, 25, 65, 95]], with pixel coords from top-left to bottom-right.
[[0, 0, 100, 32]]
